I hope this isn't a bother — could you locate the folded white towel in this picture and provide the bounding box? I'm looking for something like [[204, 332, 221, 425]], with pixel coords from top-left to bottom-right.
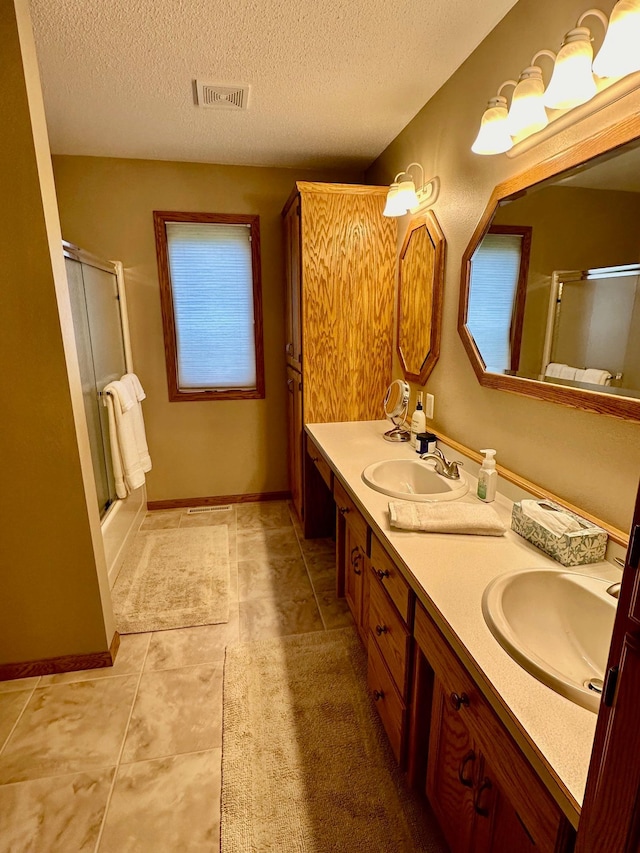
[[558, 364, 577, 380], [544, 363, 566, 378], [573, 368, 587, 382], [388, 501, 506, 536], [520, 500, 583, 536], [106, 379, 135, 414], [119, 374, 152, 474], [583, 368, 611, 386], [121, 372, 146, 401], [104, 382, 146, 497]]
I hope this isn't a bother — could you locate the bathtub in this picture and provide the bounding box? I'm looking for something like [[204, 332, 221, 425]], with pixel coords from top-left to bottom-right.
[[101, 486, 146, 588]]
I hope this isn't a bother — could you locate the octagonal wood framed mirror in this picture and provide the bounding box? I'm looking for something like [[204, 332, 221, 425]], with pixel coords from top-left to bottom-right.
[[458, 113, 640, 423], [397, 211, 445, 384]]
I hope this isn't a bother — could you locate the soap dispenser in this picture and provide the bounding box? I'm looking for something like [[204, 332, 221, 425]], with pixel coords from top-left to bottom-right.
[[410, 392, 426, 448], [477, 449, 497, 502]]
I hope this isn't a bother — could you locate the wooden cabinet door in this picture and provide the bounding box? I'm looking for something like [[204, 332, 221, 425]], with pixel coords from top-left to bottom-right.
[[286, 366, 302, 521], [344, 523, 368, 643], [427, 677, 477, 853], [283, 199, 302, 370], [575, 482, 640, 853], [472, 759, 538, 853]]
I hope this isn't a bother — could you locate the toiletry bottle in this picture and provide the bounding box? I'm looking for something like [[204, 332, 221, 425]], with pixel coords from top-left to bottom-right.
[[477, 449, 497, 502], [410, 392, 426, 449]]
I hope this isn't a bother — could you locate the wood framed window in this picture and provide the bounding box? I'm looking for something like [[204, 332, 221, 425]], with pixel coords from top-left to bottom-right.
[[153, 211, 265, 402]]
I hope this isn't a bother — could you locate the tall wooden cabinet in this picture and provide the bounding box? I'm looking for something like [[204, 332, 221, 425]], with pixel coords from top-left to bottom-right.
[[282, 182, 396, 529]]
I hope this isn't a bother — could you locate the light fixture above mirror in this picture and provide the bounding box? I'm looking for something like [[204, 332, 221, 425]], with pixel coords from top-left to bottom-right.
[[471, 2, 640, 156], [383, 163, 440, 217]]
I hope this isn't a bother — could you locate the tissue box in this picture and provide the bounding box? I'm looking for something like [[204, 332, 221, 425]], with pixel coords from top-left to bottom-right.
[[511, 499, 608, 566]]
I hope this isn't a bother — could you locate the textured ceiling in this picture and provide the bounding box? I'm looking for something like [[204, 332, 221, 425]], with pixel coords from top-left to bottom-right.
[[29, 0, 519, 169]]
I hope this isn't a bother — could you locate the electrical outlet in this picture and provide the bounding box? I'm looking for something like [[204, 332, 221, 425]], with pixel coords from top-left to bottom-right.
[[425, 393, 434, 419]]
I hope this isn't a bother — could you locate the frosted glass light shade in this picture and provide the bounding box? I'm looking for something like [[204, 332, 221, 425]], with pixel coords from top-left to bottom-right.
[[471, 96, 513, 155], [543, 28, 597, 109], [395, 179, 419, 211], [508, 67, 549, 137], [383, 183, 404, 217], [592, 0, 640, 78]]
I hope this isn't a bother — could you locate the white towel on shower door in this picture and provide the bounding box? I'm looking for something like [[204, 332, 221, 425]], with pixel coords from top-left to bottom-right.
[[104, 382, 146, 497], [120, 374, 152, 473]]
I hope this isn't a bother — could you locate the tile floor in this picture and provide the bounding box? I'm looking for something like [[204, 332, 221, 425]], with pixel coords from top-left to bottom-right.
[[0, 501, 350, 852]]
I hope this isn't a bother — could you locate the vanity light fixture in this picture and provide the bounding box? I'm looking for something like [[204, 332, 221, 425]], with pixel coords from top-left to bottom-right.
[[507, 51, 556, 138], [383, 163, 440, 217], [472, 3, 640, 156], [543, 9, 608, 110], [592, 0, 640, 78], [471, 80, 517, 155]]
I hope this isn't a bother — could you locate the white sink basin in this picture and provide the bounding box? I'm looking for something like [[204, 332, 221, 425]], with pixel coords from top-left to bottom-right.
[[362, 458, 468, 502], [482, 568, 617, 712]]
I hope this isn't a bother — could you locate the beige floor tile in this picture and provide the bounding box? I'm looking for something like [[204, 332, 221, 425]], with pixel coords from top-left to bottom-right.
[[0, 768, 114, 852], [121, 664, 223, 762], [144, 619, 239, 671], [0, 691, 31, 752], [236, 500, 292, 529], [0, 677, 40, 695], [139, 511, 181, 530], [316, 591, 355, 630], [0, 676, 138, 784], [236, 527, 300, 562], [238, 556, 313, 602], [304, 552, 338, 593], [239, 596, 324, 643], [98, 750, 221, 852], [39, 633, 151, 686]]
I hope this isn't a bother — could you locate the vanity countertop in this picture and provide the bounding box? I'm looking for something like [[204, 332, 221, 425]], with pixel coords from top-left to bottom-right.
[[306, 419, 622, 824]]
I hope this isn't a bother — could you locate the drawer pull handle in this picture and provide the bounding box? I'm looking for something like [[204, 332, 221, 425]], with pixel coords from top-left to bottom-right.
[[473, 777, 492, 817], [338, 506, 350, 515], [450, 691, 470, 711], [375, 624, 388, 636], [376, 569, 390, 580], [373, 689, 384, 702], [310, 456, 319, 462], [458, 750, 476, 788]]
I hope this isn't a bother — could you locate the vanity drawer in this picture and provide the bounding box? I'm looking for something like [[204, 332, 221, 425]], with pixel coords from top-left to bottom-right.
[[334, 478, 369, 554], [415, 602, 564, 852], [370, 535, 411, 622], [367, 638, 406, 765], [306, 435, 332, 490], [369, 575, 410, 696]]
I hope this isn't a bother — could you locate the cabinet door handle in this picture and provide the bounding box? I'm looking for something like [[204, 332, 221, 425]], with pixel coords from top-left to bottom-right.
[[373, 689, 384, 701], [376, 569, 390, 580], [450, 691, 470, 711], [285, 342, 293, 355], [375, 624, 388, 636], [338, 506, 350, 515], [473, 777, 493, 817], [350, 546, 362, 574], [458, 750, 476, 788], [287, 379, 293, 391]]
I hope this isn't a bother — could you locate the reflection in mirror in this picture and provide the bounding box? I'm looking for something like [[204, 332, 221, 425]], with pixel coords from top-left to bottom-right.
[[459, 116, 640, 421], [397, 212, 445, 384]]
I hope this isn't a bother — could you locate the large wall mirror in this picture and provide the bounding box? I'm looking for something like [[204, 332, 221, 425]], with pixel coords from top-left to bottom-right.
[[397, 211, 445, 384], [459, 114, 640, 422]]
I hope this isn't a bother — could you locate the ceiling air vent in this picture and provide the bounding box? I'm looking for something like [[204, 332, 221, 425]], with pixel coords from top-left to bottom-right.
[[195, 81, 250, 110]]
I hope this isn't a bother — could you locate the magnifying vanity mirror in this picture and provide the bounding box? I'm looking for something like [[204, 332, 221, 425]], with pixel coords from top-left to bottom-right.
[[397, 212, 445, 384], [383, 379, 410, 441], [459, 114, 640, 422]]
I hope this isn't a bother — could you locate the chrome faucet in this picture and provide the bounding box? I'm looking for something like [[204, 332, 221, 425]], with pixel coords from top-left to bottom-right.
[[420, 447, 464, 480]]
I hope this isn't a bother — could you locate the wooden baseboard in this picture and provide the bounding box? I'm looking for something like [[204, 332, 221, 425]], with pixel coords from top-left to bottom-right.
[[0, 630, 120, 682], [147, 491, 290, 511]]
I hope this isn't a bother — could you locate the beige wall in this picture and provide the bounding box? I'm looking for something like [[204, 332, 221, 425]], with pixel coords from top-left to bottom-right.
[[52, 157, 361, 503], [367, 0, 640, 533], [1, 0, 112, 666]]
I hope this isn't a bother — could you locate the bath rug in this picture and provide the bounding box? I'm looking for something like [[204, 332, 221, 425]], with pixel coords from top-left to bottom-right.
[[220, 627, 445, 852], [112, 526, 230, 633]]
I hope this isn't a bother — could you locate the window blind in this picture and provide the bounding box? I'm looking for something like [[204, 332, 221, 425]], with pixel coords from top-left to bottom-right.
[[166, 222, 256, 390], [467, 233, 523, 373]]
